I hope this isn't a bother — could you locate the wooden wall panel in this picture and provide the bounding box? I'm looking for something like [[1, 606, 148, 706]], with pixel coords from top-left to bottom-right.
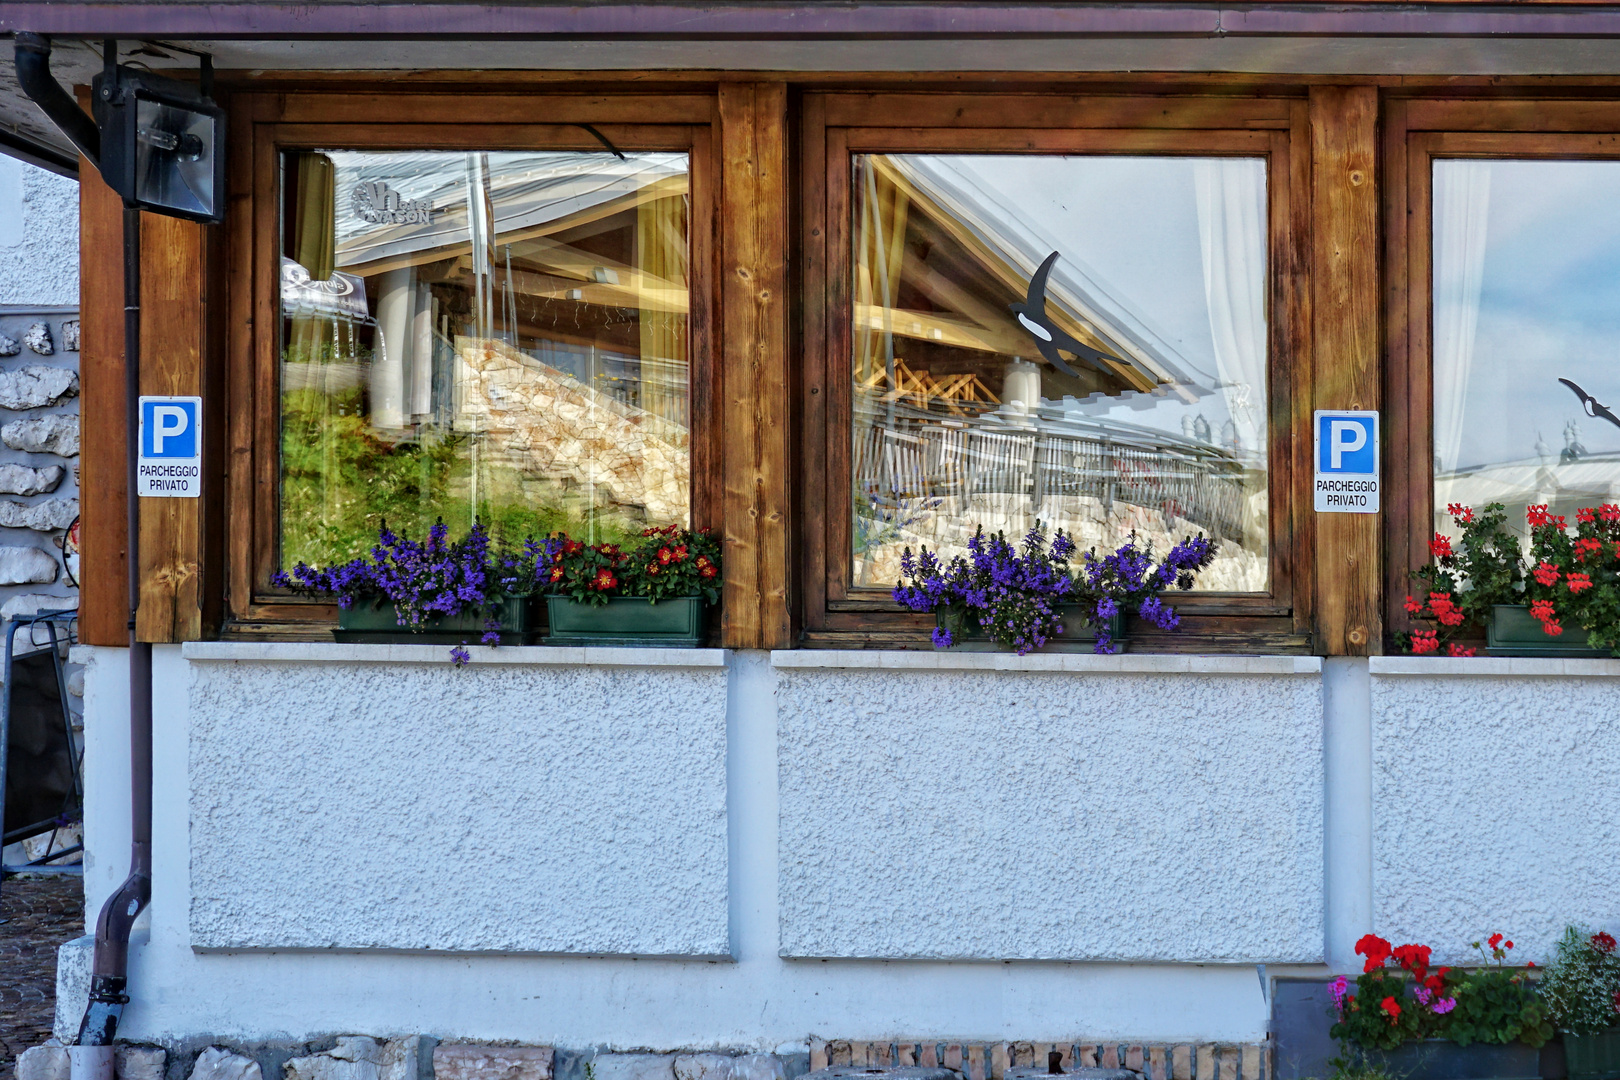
[[1310, 86, 1382, 655], [78, 162, 129, 647], [718, 83, 792, 649], [135, 213, 208, 643]]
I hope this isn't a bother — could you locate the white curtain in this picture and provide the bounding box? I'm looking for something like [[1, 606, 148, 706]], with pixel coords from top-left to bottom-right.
[[1432, 160, 1493, 478], [1194, 159, 1269, 457]]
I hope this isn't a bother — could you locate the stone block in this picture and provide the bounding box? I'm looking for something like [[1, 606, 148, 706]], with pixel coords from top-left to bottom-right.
[[673, 1055, 733, 1080], [3, 591, 75, 619], [0, 498, 79, 531], [0, 463, 65, 495], [1170, 1050, 1191, 1080], [61, 320, 79, 352], [0, 333, 18, 357], [0, 366, 76, 409], [590, 1056, 673, 1080], [191, 1049, 263, 1080], [25, 322, 53, 355], [286, 1037, 383, 1080], [1194, 1049, 1214, 1080], [380, 1038, 434, 1080], [18, 1044, 70, 1080], [800, 1069, 955, 1080], [4, 414, 80, 456], [0, 545, 57, 584], [52, 936, 91, 1043], [1006, 1070, 1134, 1080], [432, 1046, 552, 1080], [117, 1046, 167, 1080]]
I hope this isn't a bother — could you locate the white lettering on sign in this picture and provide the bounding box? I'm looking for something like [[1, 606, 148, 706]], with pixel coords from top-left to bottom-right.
[[137, 395, 203, 499], [1314, 409, 1379, 515]]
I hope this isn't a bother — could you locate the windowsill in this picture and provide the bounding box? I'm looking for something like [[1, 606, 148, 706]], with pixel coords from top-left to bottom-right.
[[1369, 655, 1620, 677], [180, 641, 730, 668], [772, 649, 1321, 675]]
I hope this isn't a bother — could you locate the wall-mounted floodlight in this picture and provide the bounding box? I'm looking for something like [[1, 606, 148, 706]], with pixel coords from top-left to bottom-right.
[[93, 59, 226, 223]]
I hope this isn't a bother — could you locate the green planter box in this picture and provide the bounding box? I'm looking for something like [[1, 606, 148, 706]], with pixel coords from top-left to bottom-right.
[[544, 595, 708, 647], [335, 595, 536, 645], [1372, 1039, 1541, 1080], [1486, 603, 1608, 658], [1566, 1030, 1620, 1080], [935, 602, 1126, 652]]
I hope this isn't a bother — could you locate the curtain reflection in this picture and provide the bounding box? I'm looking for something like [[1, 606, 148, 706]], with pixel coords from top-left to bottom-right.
[[279, 149, 691, 569], [850, 154, 1270, 592]]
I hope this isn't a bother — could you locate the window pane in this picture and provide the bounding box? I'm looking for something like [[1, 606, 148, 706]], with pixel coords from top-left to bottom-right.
[[850, 154, 1269, 591], [1434, 159, 1620, 539], [279, 149, 690, 569]]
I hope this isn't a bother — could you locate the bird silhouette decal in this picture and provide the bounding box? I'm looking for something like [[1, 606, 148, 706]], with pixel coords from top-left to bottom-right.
[[1559, 378, 1620, 433], [1009, 251, 1125, 379]]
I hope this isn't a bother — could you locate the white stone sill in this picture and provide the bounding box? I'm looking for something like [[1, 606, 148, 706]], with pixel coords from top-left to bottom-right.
[[1371, 655, 1620, 677], [180, 641, 729, 668], [772, 649, 1321, 675]]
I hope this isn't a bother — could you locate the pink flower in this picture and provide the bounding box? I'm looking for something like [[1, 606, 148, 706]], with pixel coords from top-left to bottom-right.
[[1434, 997, 1457, 1015], [1330, 975, 1350, 1010]]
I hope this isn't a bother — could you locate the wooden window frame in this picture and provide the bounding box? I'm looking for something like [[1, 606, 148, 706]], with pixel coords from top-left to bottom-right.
[[1383, 96, 1620, 645], [221, 91, 722, 635], [797, 91, 1315, 651]]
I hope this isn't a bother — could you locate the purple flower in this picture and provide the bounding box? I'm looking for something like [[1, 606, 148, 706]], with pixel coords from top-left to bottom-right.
[[449, 645, 471, 667], [1433, 997, 1456, 1015], [1330, 975, 1350, 1011], [931, 626, 955, 649]]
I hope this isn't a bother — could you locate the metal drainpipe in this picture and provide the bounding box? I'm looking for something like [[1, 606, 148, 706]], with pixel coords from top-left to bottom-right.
[[13, 31, 152, 1078]]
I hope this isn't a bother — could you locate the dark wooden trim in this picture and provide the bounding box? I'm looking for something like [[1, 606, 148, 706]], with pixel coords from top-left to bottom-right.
[[799, 90, 1309, 644], [1309, 85, 1382, 655], [77, 151, 129, 647]]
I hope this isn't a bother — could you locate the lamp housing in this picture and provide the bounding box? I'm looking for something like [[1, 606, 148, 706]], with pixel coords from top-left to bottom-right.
[[93, 66, 226, 224]]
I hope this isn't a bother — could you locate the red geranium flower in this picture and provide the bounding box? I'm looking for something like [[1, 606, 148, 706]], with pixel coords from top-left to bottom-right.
[[1601, 504, 1620, 523], [1357, 934, 1393, 971], [1534, 561, 1561, 586], [1488, 933, 1503, 949], [1579, 507, 1597, 524], [1446, 644, 1476, 657], [1411, 631, 1440, 655], [1530, 599, 1559, 623], [1429, 592, 1464, 627], [1393, 943, 1432, 980], [1595, 931, 1617, 954], [1575, 538, 1604, 561], [1528, 505, 1553, 528], [1404, 595, 1424, 615], [1431, 533, 1454, 559], [1381, 996, 1402, 1022], [1568, 572, 1594, 593]]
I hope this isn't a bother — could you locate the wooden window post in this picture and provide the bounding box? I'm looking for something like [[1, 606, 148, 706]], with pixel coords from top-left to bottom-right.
[[719, 83, 793, 649], [1310, 86, 1382, 654]]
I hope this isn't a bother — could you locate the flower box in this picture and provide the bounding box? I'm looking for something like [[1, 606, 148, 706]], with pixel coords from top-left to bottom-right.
[[1372, 1039, 1541, 1080], [334, 595, 535, 645], [543, 595, 707, 647], [936, 603, 1126, 651], [1566, 1030, 1620, 1080], [1486, 604, 1608, 658]]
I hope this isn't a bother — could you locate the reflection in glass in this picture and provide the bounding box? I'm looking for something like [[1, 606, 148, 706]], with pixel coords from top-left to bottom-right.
[[850, 154, 1270, 591], [279, 149, 690, 569], [1434, 160, 1620, 540]]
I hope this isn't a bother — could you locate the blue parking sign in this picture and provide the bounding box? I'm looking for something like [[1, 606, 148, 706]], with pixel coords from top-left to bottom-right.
[[138, 396, 202, 498], [1314, 410, 1379, 513]]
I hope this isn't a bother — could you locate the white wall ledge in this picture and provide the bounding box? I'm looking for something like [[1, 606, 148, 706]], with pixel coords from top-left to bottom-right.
[[1371, 655, 1620, 677], [772, 649, 1321, 675], [180, 641, 730, 668]]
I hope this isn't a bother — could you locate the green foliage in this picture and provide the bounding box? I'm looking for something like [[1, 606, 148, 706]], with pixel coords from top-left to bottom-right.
[[1539, 926, 1620, 1036], [543, 527, 722, 607], [1321, 1052, 1396, 1080], [1331, 970, 1434, 1051], [1446, 968, 1551, 1047], [279, 386, 642, 570]]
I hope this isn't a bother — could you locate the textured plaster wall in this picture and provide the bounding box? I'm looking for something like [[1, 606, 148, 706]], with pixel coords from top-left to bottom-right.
[[188, 647, 731, 956], [0, 156, 78, 307], [776, 661, 1326, 963], [1370, 660, 1620, 965], [76, 646, 1293, 1046]]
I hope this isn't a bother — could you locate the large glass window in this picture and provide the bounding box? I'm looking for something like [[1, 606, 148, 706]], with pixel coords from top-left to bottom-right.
[[279, 149, 691, 568], [1433, 159, 1620, 539], [849, 154, 1270, 591]]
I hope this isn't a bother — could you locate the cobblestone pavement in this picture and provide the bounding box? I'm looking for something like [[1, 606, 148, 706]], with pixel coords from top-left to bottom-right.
[[0, 875, 84, 1072]]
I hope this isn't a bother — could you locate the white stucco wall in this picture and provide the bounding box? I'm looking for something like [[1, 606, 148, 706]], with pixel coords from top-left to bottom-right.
[[187, 643, 732, 956], [75, 644, 1324, 1047], [0, 155, 78, 307], [775, 653, 1326, 963], [1370, 657, 1620, 965]]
